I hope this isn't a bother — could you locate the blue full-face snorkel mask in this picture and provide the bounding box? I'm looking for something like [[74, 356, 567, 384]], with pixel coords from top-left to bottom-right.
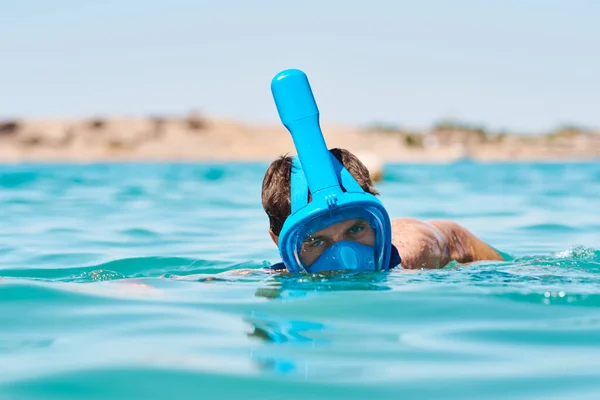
[[271, 69, 393, 274]]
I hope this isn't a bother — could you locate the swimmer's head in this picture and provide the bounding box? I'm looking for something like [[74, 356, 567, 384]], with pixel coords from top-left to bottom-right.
[[261, 148, 379, 246], [266, 70, 393, 273]]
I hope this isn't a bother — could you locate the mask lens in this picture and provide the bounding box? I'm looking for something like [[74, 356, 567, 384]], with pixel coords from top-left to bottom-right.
[[299, 217, 375, 267], [290, 207, 387, 273]]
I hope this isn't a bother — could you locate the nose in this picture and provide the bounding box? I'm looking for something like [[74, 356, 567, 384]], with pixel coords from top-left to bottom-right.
[[331, 230, 348, 244]]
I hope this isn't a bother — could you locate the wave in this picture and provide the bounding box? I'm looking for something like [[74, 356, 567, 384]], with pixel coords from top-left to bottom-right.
[[519, 223, 579, 232], [0, 257, 267, 282]]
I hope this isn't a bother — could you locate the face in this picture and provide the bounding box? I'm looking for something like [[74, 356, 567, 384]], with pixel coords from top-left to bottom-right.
[[299, 218, 375, 266]]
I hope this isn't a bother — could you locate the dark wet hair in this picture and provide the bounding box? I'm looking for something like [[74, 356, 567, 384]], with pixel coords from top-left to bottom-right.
[[261, 148, 379, 236]]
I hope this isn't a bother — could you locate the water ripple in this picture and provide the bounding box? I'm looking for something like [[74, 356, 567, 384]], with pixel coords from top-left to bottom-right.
[[1, 162, 600, 399]]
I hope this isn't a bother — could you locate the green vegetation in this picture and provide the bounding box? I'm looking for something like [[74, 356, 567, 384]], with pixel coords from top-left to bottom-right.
[[0, 120, 20, 136], [404, 133, 423, 147], [362, 122, 405, 134], [87, 118, 106, 130], [433, 118, 488, 141], [494, 131, 508, 143], [362, 121, 424, 147], [362, 118, 598, 149], [549, 124, 590, 139], [185, 111, 206, 131]]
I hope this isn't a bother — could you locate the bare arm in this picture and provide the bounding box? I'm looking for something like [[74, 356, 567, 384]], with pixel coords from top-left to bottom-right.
[[391, 218, 503, 269], [428, 219, 504, 265]]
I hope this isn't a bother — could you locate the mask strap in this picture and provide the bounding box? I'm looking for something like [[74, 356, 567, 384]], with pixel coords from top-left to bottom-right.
[[290, 154, 366, 214], [290, 157, 308, 213], [329, 154, 365, 193]]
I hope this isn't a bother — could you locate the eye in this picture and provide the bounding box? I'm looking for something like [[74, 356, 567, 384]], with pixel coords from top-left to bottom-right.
[[310, 238, 326, 247], [347, 223, 365, 235], [304, 237, 326, 248]]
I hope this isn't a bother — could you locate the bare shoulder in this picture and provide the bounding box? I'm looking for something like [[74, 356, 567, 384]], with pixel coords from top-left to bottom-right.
[[390, 218, 503, 269], [390, 217, 448, 269], [427, 219, 503, 263]]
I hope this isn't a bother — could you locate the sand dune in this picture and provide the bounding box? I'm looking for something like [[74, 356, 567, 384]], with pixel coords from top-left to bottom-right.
[[0, 114, 598, 163]]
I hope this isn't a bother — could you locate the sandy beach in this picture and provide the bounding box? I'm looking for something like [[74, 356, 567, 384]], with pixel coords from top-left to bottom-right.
[[0, 114, 598, 163]]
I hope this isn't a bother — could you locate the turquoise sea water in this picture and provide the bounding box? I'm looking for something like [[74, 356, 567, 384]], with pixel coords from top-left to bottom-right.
[[1, 162, 599, 399]]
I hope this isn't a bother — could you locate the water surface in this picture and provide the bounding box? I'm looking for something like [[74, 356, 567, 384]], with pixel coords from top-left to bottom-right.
[[1, 162, 599, 399]]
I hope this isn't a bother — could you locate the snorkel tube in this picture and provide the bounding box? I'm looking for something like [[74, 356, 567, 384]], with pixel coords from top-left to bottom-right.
[[271, 69, 392, 273], [271, 69, 343, 199]]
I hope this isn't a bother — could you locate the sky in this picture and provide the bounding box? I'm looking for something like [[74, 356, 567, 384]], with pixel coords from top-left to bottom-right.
[[1, 0, 598, 133]]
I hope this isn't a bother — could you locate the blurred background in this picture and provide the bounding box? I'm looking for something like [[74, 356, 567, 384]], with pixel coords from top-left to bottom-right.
[[1, 0, 599, 163], [0, 0, 600, 162]]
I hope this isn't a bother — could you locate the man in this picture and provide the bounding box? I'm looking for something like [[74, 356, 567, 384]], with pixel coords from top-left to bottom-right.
[[265, 68, 503, 273], [262, 148, 504, 271]]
